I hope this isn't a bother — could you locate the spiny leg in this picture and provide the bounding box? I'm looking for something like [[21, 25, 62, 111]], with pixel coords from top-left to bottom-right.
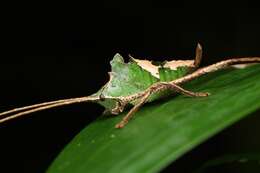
[[115, 82, 209, 128], [173, 57, 260, 85], [160, 82, 209, 97], [115, 91, 151, 128]]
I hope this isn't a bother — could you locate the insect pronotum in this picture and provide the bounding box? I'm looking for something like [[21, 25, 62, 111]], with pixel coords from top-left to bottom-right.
[[0, 43, 260, 128]]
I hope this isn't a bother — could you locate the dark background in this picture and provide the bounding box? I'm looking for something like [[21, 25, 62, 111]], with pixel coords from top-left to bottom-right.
[[1, 3, 260, 173]]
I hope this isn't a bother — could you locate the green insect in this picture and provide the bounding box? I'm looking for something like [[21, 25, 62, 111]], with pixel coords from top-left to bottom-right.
[[1, 43, 260, 128]]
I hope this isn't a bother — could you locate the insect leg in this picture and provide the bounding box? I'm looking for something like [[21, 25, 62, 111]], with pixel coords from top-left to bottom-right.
[[160, 82, 209, 97], [115, 91, 151, 128], [173, 57, 260, 85], [115, 81, 209, 128], [0, 96, 100, 124]]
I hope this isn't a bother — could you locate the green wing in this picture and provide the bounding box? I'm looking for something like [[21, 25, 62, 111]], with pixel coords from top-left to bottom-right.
[[93, 54, 194, 111]]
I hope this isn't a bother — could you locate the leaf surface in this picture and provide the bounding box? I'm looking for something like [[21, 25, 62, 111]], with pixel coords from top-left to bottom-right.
[[47, 65, 260, 173]]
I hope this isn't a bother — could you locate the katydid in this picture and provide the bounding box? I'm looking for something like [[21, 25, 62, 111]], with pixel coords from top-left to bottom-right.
[[1, 43, 260, 128]]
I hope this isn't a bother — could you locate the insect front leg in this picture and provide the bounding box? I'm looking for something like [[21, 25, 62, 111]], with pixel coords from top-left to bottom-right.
[[111, 99, 128, 114]]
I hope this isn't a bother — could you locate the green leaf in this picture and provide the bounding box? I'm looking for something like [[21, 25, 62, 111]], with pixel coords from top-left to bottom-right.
[[47, 65, 260, 173]]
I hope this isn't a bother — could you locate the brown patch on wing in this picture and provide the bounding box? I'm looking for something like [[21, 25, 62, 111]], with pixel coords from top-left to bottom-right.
[[132, 57, 195, 78], [164, 60, 195, 70], [131, 58, 160, 78]]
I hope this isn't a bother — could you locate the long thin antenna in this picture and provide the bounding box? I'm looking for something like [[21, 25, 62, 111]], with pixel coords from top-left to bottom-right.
[[0, 97, 84, 118], [0, 96, 100, 124]]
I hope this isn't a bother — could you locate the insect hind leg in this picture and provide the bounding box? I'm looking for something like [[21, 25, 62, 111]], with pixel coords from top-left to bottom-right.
[[115, 81, 209, 128], [161, 82, 210, 97]]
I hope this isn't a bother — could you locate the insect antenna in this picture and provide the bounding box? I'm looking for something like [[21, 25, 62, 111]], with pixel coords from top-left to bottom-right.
[[0, 96, 100, 124]]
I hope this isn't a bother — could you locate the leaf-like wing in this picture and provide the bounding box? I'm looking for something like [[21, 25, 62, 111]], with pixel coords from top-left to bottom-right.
[[94, 54, 194, 111]]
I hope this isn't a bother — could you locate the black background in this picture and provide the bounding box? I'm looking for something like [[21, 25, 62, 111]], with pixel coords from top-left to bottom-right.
[[1, 3, 260, 173]]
